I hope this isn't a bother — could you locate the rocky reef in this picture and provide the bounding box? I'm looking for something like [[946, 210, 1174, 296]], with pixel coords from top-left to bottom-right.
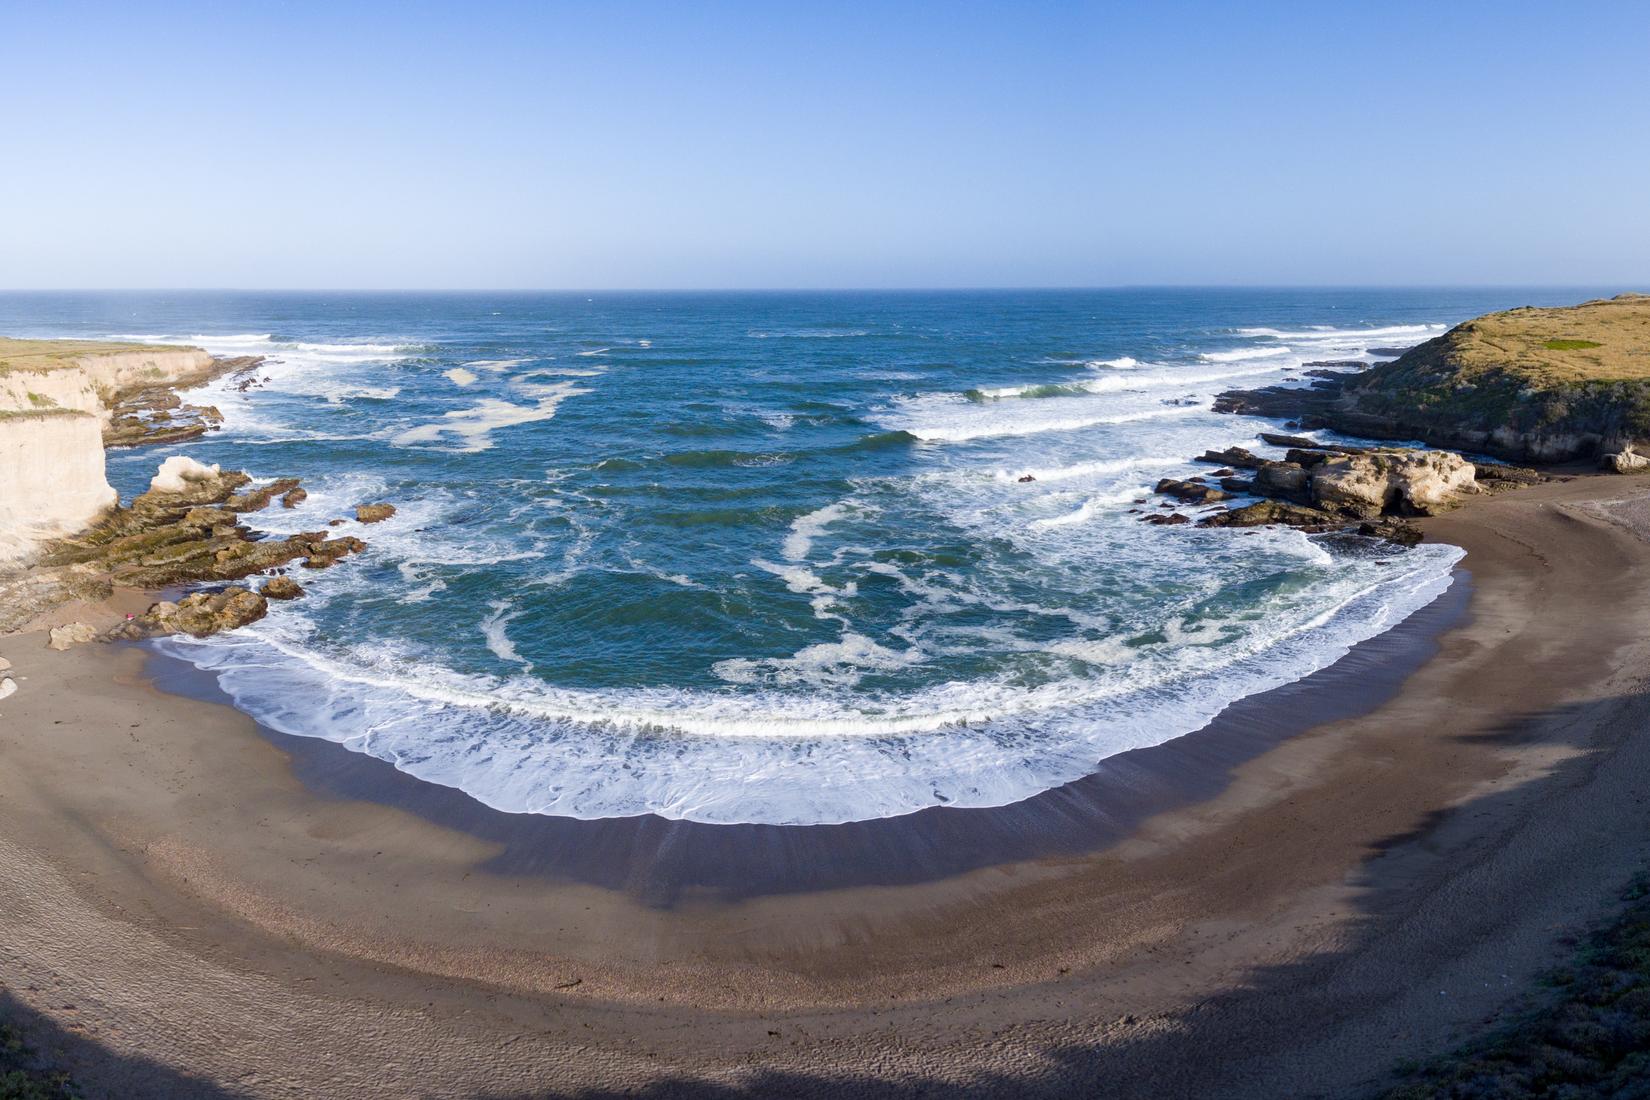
[[1215, 294, 1650, 466], [2, 459, 367, 637], [0, 337, 380, 647]]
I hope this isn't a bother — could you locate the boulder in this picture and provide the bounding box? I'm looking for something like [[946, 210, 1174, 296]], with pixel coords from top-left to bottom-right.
[[280, 486, 308, 508], [47, 621, 99, 650], [1156, 478, 1233, 504], [1602, 450, 1650, 474], [1310, 450, 1478, 519], [263, 576, 305, 600], [0, 677, 15, 700], [355, 503, 396, 524], [1142, 512, 1191, 525]]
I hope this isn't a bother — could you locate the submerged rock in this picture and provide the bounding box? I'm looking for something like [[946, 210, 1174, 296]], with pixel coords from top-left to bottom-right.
[[1142, 512, 1191, 525], [280, 486, 308, 508]]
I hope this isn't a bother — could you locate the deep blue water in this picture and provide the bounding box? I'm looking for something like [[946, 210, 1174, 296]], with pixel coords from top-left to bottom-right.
[[0, 288, 1609, 824]]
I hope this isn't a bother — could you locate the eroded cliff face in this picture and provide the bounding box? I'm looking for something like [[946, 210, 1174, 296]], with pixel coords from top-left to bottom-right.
[[0, 342, 218, 566]]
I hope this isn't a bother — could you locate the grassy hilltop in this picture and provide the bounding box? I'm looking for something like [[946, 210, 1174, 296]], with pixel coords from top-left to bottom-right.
[[1333, 294, 1650, 461]]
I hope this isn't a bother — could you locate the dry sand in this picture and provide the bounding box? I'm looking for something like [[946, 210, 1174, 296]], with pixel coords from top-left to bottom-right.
[[3, 473, 1650, 1098]]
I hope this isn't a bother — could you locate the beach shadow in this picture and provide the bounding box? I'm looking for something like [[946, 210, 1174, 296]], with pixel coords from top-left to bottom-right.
[[0, 987, 243, 1100], [472, 689, 1650, 1100]]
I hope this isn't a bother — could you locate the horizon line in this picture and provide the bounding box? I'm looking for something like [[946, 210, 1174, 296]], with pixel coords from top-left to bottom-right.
[[0, 283, 1640, 295]]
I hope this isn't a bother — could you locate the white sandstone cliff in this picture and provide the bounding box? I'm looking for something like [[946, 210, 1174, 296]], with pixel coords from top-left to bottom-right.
[[0, 342, 217, 566]]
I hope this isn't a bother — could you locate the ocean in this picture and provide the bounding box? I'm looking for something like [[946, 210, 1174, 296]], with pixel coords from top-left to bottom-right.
[[0, 288, 1599, 826]]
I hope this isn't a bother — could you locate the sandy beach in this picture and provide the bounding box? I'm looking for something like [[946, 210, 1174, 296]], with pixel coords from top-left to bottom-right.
[[1, 469, 1648, 1097]]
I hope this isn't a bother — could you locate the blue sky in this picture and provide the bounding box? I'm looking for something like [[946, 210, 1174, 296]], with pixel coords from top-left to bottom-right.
[[2, 1, 1646, 289]]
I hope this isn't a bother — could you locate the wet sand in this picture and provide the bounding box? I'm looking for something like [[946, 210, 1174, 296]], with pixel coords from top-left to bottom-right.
[[4, 472, 1650, 1098]]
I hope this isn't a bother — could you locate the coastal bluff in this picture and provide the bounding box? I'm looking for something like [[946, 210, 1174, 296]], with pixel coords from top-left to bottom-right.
[[1217, 293, 1650, 465], [0, 338, 225, 563]]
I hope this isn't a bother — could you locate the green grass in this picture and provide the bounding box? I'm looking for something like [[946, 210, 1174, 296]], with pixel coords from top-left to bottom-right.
[[1378, 294, 1650, 385]]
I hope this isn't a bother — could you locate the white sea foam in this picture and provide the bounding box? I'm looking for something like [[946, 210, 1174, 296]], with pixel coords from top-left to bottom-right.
[[467, 358, 532, 371], [994, 456, 1180, 484], [972, 363, 1274, 400], [1199, 345, 1293, 363], [480, 601, 533, 671], [894, 401, 1201, 443], [392, 383, 589, 452], [444, 367, 479, 386], [1235, 322, 1445, 341], [783, 502, 851, 561]]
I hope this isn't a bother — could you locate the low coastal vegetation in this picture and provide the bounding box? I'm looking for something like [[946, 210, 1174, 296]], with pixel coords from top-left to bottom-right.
[[0, 338, 193, 374], [0, 1016, 75, 1100], [1380, 874, 1650, 1098]]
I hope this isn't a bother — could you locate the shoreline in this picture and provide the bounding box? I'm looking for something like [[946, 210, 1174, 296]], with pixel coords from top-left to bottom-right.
[[141, 567, 1472, 904], [4, 470, 1650, 1096]]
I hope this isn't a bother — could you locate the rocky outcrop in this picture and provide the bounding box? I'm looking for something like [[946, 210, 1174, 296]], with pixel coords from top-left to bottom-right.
[[1155, 479, 1232, 504], [1214, 294, 1650, 463], [107, 588, 268, 640], [1172, 434, 1511, 546], [1308, 450, 1479, 519], [1, 459, 366, 635]]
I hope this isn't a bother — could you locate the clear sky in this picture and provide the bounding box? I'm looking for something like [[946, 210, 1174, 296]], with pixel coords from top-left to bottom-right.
[[2, 1, 1646, 289]]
